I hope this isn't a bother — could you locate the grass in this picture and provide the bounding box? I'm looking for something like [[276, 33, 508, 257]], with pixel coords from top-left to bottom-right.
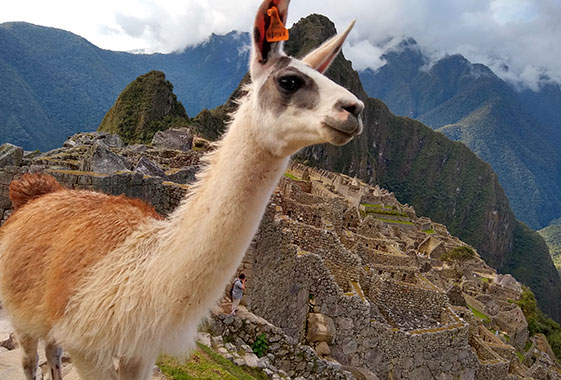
[[469, 305, 489, 321], [516, 352, 525, 362], [283, 172, 299, 180], [157, 343, 268, 380], [376, 218, 415, 225], [364, 208, 408, 217], [423, 229, 435, 234]]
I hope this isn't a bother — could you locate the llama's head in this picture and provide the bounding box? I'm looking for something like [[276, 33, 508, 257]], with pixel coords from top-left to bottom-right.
[[248, 0, 364, 157]]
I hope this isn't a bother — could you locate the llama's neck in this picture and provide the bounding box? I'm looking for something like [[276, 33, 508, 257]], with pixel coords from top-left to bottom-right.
[[157, 103, 288, 312]]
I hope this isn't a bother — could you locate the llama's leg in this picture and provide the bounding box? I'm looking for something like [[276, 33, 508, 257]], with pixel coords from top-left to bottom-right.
[[17, 333, 39, 380], [68, 350, 118, 380], [118, 356, 156, 380], [45, 341, 63, 380]]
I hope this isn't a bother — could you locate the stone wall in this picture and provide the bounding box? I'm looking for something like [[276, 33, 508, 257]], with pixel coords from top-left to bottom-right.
[[211, 311, 354, 380], [0, 166, 188, 221]]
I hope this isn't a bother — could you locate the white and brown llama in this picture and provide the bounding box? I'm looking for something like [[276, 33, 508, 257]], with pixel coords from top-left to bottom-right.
[[0, 0, 364, 379]]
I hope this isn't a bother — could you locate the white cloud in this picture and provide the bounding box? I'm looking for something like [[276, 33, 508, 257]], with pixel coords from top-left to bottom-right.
[[1, 0, 560, 89]]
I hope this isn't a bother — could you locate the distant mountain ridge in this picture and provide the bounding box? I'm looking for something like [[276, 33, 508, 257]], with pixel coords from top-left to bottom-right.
[[0, 22, 250, 151], [359, 39, 561, 230]]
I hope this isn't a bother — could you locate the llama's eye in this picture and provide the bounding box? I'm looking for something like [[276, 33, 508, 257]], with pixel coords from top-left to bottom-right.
[[278, 76, 303, 92]]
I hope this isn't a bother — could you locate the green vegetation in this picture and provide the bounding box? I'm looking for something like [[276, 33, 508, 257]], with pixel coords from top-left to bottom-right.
[[515, 286, 561, 361], [157, 343, 268, 380], [375, 218, 415, 225], [363, 207, 408, 217], [423, 229, 435, 234], [98, 71, 190, 145], [516, 351, 525, 362], [251, 334, 269, 358], [503, 221, 561, 322], [468, 305, 489, 321], [441, 246, 475, 262], [283, 172, 299, 180], [539, 218, 561, 276]]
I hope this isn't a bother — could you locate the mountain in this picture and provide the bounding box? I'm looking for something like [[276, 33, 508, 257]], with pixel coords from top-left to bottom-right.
[[0, 22, 249, 151], [539, 218, 561, 275], [359, 41, 561, 230], [98, 71, 189, 144]]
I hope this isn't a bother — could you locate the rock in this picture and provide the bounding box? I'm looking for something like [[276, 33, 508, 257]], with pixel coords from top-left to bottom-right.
[[315, 342, 331, 357], [167, 166, 199, 184], [342, 366, 380, 380], [306, 313, 336, 344], [210, 335, 224, 349], [197, 332, 211, 347], [64, 132, 124, 148], [341, 337, 358, 355], [152, 366, 169, 379], [80, 142, 130, 174], [446, 284, 467, 307], [134, 157, 169, 180], [0, 144, 24, 168], [152, 128, 193, 152], [243, 352, 260, 368]]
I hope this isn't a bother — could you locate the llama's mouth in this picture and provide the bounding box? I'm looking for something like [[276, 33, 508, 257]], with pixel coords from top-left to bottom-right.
[[322, 114, 362, 145], [323, 115, 361, 136], [322, 122, 358, 146]]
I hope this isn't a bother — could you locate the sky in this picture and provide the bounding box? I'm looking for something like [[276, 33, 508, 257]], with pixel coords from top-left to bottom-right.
[[2, 0, 560, 90]]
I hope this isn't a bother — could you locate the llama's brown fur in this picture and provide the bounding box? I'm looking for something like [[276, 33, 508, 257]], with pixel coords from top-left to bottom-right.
[[1, 174, 162, 330], [9, 172, 64, 211]]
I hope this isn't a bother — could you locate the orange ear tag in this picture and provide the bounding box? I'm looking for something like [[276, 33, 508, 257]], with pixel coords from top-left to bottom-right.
[[266, 6, 289, 42]]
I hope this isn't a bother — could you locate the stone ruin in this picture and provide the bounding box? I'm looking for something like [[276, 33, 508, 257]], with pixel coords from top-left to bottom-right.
[[0, 139, 560, 379], [229, 163, 561, 379]]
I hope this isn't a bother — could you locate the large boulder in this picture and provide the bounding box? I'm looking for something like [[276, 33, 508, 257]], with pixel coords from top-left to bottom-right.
[[80, 142, 130, 174], [152, 128, 193, 152], [0, 144, 23, 168], [167, 166, 199, 184], [306, 313, 335, 344], [134, 157, 169, 180], [64, 132, 124, 148]]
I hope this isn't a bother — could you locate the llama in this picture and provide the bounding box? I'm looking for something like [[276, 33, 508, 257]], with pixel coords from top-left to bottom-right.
[[0, 0, 364, 379]]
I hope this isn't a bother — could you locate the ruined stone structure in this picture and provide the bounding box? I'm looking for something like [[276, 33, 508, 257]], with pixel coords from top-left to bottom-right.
[[0, 139, 560, 379]]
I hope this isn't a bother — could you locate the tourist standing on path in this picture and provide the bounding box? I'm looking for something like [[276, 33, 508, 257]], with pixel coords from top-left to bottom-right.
[[230, 273, 246, 315]]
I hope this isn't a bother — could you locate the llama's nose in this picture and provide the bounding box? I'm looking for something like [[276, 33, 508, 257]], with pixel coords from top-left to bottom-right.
[[336, 99, 364, 118]]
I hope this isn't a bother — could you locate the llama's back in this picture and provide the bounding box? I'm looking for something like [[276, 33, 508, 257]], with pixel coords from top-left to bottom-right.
[[0, 173, 162, 336]]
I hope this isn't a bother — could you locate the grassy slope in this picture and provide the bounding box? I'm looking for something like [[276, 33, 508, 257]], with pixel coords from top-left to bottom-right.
[[157, 343, 268, 380]]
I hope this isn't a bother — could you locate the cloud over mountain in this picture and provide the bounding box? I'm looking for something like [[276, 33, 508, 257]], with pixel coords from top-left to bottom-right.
[[2, 0, 560, 89]]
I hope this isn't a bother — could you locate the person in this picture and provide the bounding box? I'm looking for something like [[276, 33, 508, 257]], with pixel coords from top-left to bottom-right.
[[230, 273, 246, 315]]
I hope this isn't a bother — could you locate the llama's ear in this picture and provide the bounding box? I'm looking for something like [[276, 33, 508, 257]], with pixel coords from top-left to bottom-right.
[[303, 20, 355, 74], [251, 0, 290, 77]]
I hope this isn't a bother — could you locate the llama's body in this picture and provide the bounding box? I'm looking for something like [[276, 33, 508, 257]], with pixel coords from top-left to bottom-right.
[[0, 1, 364, 378]]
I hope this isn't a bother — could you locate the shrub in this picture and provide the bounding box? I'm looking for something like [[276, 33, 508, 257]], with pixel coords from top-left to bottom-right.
[[251, 334, 269, 358], [441, 246, 475, 262]]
